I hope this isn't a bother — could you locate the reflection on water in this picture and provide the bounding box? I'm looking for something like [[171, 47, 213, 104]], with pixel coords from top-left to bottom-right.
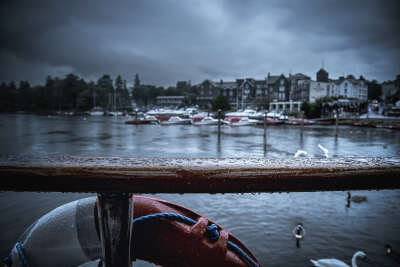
[[0, 114, 400, 266], [2, 114, 400, 158]]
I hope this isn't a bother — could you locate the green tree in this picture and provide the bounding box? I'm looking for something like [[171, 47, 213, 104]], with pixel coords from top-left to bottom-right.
[[212, 95, 231, 111], [97, 74, 114, 109], [302, 99, 323, 118], [115, 75, 123, 90], [18, 80, 31, 109], [366, 80, 382, 101], [134, 73, 140, 88]]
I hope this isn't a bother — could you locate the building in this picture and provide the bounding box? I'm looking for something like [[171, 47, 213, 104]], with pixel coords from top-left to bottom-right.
[[316, 68, 329, 82], [194, 69, 367, 112], [196, 80, 220, 107], [289, 73, 311, 101], [266, 73, 290, 102], [156, 96, 185, 106], [382, 74, 400, 103], [329, 75, 368, 100], [196, 74, 292, 110], [269, 101, 302, 113], [309, 81, 330, 103]]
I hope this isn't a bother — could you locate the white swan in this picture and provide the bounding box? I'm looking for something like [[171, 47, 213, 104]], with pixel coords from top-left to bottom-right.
[[294, 150, 308, 158], [318, 144, 329, 158], [310, 251, 366, 267]]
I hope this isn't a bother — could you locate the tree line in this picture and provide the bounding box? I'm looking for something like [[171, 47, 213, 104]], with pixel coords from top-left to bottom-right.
[[0, 73, 201, 113]]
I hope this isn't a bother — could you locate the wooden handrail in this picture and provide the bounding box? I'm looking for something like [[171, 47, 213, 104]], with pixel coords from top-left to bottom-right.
[[0, 156, 399, 193]]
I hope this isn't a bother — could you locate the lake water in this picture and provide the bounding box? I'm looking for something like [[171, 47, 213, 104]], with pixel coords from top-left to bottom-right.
[[1, 114, 400, 266]]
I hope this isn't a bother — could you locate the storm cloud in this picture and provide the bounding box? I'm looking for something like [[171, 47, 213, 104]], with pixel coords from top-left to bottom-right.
[[0, 0, 399, 86]]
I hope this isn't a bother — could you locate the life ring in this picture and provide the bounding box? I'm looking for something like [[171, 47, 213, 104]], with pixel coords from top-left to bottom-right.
[[5, 196, 260, 267]]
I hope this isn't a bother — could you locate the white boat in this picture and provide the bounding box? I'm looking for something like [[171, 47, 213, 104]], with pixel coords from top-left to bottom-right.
[[192, 116, 219, 125], [147, 109, 185, 117], [223, 116, 258, 126], [160, 116, 192, 125], [89, 107, 104, 116], [267, 111, 288, 120]]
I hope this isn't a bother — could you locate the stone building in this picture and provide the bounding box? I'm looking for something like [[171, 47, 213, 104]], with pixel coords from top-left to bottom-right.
[[316, 68, 329, 82], [196, 74, 292, 110], [289, 73, 311, 101]]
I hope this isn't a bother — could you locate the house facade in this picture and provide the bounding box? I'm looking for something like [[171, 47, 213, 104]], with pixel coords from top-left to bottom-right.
[[329, 76, 368, 100], [194, 70, 368, 111], [196, 74, 291, 109]]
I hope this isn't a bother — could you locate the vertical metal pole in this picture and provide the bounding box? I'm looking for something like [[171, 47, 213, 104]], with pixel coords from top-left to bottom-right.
[[217, 109, 221, 138], [97, 193, 133, 267], [335, 109, 339, 126], [263, 111, 267, 141], [263, 110, 267, 155], [335, 109, 339, 138]]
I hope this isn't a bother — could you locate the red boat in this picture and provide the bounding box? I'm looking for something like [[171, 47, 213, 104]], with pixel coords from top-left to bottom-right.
[[256, 118, 284, 126], [125, 119, 154, 125]]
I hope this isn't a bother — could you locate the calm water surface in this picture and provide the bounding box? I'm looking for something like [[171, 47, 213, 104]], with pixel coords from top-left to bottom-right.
[[1, 114, 400, 266]]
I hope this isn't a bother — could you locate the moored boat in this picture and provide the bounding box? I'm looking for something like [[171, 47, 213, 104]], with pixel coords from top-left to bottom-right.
[[125, 115, 159, 125], [285, 118, 315, 125], [192, 116, 219, 125], [160, 116, 192, 125], [223, 116, 258, 126], [89, 107, 104, 116], [256, 118, 284, 126]]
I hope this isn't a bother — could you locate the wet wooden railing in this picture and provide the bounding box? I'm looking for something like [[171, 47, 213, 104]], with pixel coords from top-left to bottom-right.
[[1, 156, 399, 193]]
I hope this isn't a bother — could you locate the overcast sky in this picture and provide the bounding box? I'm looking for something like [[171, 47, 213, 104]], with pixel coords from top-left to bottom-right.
[[0, 0, 399, 87]]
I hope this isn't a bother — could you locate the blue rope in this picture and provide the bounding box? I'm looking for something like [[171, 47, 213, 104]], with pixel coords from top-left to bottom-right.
[[227, 241, 258, 267], [16, 242, 29, 267], [132, 213, 258, 267]]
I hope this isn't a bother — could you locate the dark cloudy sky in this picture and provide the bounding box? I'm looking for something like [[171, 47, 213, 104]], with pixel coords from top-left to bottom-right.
[[1, 0, 399, 86]]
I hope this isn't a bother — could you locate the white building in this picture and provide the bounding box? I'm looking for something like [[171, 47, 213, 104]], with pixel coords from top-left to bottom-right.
[[296, 80, 330, 103], [330, 77, 367, 100], [269, 100, 302, 113], [309, 81, 330, 103]]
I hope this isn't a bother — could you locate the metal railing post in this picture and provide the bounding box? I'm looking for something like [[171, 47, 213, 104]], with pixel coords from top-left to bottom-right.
[[97, 192, 133, 267]]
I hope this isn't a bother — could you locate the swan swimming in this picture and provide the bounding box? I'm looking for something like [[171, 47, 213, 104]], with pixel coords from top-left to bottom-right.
[[318, 144, 329, 158], [310, 251, 366, 267], [294, 150, 308, 158]]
